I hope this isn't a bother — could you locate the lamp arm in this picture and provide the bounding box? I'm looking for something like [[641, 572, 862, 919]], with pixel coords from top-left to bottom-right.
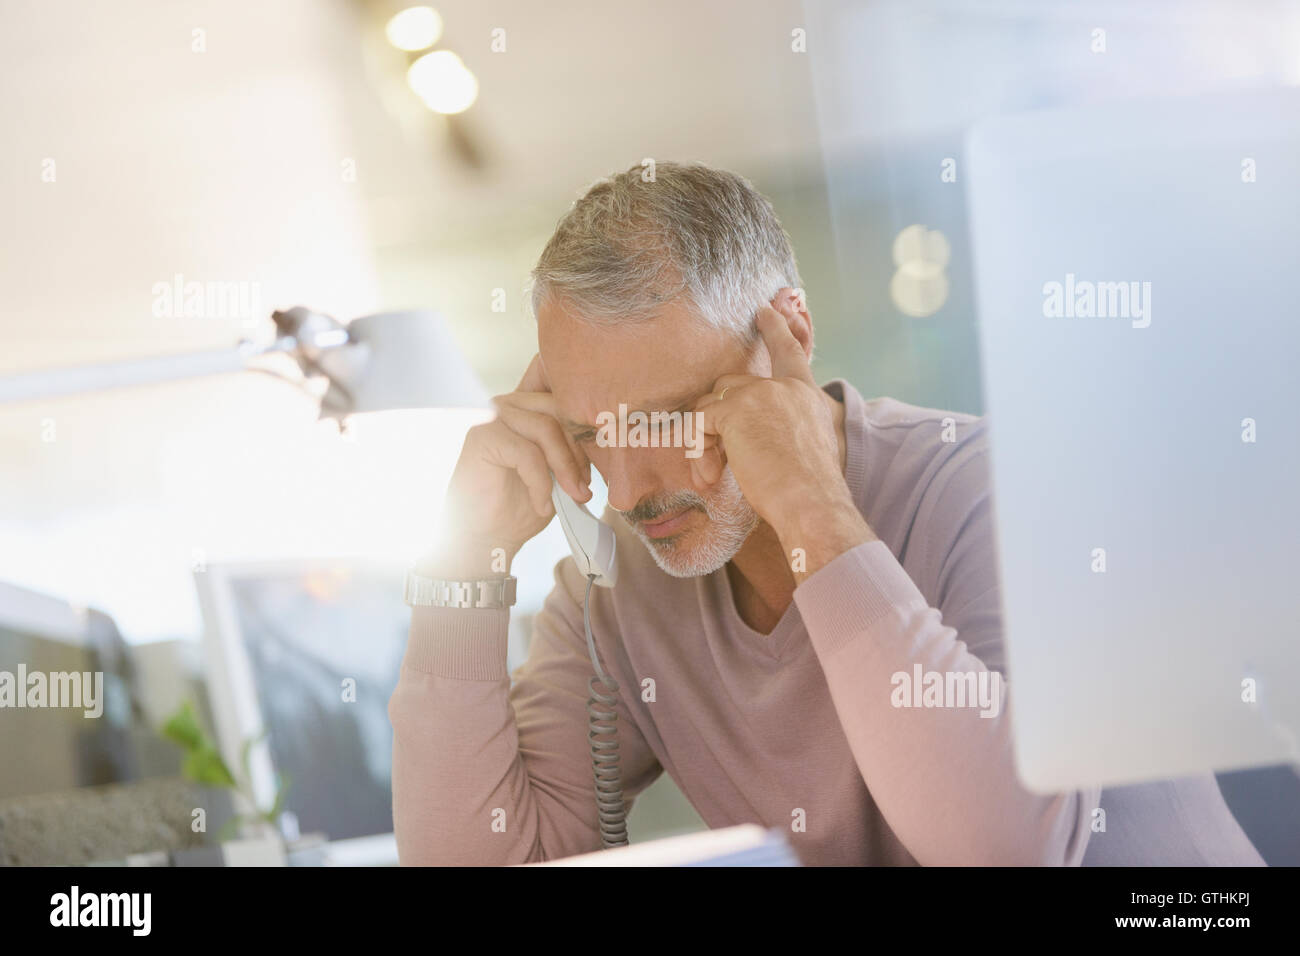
[[0, 307, 475, 416], [0, 339, 298, 405]]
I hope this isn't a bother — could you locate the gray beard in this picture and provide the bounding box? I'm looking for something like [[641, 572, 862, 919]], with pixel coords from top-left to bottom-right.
[[628, 466, 760, 578]]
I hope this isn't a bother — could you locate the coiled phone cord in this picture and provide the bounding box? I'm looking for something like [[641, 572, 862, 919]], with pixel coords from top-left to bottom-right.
[[583, 573, 629, 848]]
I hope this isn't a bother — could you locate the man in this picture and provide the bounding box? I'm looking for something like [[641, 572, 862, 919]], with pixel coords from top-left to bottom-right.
[[388, 161, 1263, 865]]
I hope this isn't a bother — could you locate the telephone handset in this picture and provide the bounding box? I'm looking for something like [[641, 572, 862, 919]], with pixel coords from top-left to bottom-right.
[[550, 476, 628, 848], [550, 477, 618, 587]]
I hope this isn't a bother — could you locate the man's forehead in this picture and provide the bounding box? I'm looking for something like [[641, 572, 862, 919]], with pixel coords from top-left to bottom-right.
[[555, 384, 706, 430], [537, 307, 747, 425]]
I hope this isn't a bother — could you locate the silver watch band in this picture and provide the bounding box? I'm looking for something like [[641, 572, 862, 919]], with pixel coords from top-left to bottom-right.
[[404, 570, 517, 609]]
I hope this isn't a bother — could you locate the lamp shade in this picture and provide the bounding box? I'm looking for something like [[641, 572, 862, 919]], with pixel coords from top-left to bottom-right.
[[317, 310, 489, 418]]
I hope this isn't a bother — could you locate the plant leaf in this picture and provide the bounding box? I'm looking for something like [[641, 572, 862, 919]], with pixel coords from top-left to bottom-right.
[[160, 700, 205, 751], [182, 745, 237, 788]]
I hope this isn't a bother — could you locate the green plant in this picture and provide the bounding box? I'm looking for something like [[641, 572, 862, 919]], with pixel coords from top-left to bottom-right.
[[160, 700, 291, 842]]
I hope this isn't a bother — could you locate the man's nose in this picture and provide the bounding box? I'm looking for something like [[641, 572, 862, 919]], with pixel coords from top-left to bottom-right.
[[601, 451, 659, 514]]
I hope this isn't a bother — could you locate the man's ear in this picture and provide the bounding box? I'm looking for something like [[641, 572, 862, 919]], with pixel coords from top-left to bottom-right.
[[770, 287, 813, 359]]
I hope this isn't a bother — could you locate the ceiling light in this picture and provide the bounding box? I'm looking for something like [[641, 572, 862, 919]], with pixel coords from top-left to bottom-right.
[[385, 6, 443, 52], [889, 224, 951, 318], [407, 50, 478, 114]]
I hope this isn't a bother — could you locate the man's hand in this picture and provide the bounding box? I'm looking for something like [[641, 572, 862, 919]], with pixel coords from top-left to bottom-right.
[[692, 301, 876, 584], [422, 354, 591, 578]]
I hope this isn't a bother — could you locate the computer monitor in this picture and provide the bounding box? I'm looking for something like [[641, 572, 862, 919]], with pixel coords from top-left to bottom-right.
[[194, 559, 410, 843], [966, 87, 1300, 793], [0, 580, 135, 800]]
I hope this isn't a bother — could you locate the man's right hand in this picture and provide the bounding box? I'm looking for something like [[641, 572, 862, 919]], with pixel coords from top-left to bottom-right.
[[422, 354, 592, 579]]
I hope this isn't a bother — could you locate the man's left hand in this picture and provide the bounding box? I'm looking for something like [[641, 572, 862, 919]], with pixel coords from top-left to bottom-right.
[[692, 303, 877, 582]]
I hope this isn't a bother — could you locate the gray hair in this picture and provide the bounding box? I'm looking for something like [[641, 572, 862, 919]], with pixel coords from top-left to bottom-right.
[[528, 161, 802, 343]]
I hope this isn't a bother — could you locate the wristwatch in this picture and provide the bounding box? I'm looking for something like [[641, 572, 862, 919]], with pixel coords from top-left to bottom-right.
[[403, 570, 517, 609]]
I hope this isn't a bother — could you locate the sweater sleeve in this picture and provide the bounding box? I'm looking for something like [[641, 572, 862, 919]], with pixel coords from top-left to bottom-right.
[[793, 447, 1100, 866], [388, 560, 660, 865]]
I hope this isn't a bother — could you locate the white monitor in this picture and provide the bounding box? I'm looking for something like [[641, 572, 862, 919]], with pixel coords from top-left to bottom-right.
[[966, 87, 1300, 792]]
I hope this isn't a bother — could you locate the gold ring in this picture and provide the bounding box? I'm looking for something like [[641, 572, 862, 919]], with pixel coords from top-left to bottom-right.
[[719, 386, 730, 401]]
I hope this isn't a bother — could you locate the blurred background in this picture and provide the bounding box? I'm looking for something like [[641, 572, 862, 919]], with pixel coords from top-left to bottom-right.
[[1, 0, 1298, 864]]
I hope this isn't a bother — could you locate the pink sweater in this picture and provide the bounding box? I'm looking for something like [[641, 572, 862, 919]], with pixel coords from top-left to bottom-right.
[[389, 379, 1264, 865]]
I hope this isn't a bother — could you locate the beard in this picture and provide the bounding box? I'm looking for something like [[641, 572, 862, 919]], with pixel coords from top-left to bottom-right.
[[618, 466, 760, 578]]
